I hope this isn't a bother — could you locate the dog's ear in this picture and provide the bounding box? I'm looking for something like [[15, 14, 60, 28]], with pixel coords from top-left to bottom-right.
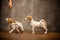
[[27, 16, 32, 20], [8, 18, 13, 23], [7, 18, 15, 23]]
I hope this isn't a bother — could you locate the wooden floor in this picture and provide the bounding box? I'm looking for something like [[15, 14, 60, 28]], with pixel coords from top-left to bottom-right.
[[0, 32, 60, 40]]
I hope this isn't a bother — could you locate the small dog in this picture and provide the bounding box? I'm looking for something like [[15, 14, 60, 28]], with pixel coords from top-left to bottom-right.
[[25, 15, 48, 34], [6, 18, 24, 33]]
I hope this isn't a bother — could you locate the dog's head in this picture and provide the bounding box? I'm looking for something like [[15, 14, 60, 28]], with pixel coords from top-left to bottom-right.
[[6, 18, 15, 23], [25, 15, 32, 21]]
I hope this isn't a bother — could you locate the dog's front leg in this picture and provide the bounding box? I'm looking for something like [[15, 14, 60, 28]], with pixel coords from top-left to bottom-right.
[[43, 26, 48, 34], [9, 28, 15, 33], [9, 25, 16, 33], [32, 27, 35, 34]]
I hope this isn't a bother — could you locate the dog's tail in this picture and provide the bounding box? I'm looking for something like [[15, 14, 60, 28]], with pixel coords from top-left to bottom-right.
[[40, 19, 47, 26], [40, 19, 45, 22]]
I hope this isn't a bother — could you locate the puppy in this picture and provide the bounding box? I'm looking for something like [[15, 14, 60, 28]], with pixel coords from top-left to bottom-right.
[[25, 15, 47, 34], [6, 18, 24, 33]]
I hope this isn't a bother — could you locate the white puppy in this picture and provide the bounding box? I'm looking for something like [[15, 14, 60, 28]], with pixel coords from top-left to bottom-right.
[[25, 15, 48, 34], [6, 18, 24, 33]]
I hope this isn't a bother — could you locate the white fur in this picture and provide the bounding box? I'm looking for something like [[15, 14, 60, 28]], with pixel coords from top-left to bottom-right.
[[25, 17, 47, 34]]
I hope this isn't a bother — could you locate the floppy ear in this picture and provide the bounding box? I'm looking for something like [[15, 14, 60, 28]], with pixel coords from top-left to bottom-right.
[[13, 20, 16, 23], [6, 18, 15, 23], [27, 16, 32, 20], [8, 18, 13, 23]]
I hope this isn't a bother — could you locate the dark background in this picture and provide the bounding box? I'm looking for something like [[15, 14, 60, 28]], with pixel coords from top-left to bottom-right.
[[0, 0, 60, 33]]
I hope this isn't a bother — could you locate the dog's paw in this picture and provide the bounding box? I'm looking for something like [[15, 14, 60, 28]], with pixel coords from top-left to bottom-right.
[[44, 32, 47, 34], [21, 29, 24, 32], [9, 32, 11, 33], [32, 32, 35, 34]]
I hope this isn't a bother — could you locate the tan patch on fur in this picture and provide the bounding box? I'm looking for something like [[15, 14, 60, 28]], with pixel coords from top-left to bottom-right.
[[26, 16, 32, 20], [42, 20, 47, 27], [7, 18, 15, 23]]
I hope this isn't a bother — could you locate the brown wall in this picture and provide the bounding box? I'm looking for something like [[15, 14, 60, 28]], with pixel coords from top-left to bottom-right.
[[0, 0, 60, 32]]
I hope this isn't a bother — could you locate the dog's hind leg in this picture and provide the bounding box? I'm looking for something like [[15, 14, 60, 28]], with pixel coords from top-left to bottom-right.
[[20, 25, 24, 31], [42, 26, 48, 34], [16, 29, 20, 33]]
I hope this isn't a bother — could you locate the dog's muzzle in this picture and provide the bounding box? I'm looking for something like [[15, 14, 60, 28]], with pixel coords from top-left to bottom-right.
[[25, 17, 27, 20], [6, 18, 8, 21]]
